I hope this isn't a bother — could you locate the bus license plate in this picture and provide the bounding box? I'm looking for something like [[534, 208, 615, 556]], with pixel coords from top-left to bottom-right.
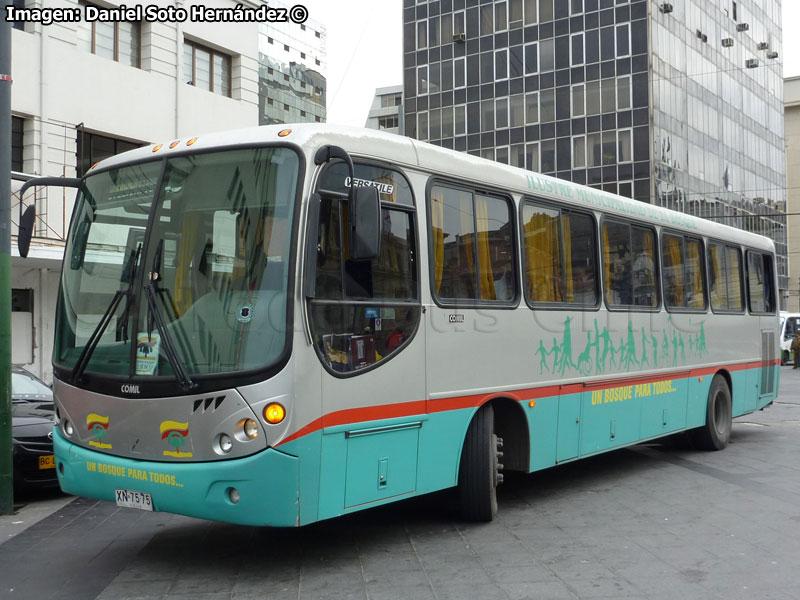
[[38, 455, 55, 470], [115, 489, 153, 511]]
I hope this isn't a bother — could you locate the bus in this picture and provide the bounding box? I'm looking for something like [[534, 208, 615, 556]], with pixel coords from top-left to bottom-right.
[[18, 124, 780, 526]]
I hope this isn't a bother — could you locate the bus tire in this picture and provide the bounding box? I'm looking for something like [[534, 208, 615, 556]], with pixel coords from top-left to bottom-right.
[[689, 375, 732, 451], [458, 404, 500, 521]]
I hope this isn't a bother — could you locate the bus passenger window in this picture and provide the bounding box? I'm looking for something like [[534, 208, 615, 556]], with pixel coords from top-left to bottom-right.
[[602, 220, 656, 308], [430, 185, 515, 303], [662, 234, 706, 310], [522, 202, 596, 305], [708, 243, 743, 312]]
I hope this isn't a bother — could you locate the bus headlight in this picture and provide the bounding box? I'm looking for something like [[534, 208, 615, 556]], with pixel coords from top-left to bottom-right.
[[243, 419, 259, 439], [64, 420, 74, 437], [264, 403, 285, 425], [218, 433, 232, 454]]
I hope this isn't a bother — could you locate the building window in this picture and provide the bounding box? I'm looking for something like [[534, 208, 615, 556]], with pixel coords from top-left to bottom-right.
[[617, 75, 631, 110], [454, 104, 466, 136], [417, 20, 427, 50], [571, 33, 584, 66], [526, 142, 540, 171], [78, 1, 140, 67], [572, 83, 585, 117], [417, 65, 428, 95], [418, 112, 429, 141], [618, 129, 632, 163], [381, 92, 403, 108], [616, 23, 630, 57], [11, 0, 25, 30], [184, 40, 232, 97], [378, 115, 399, 130], [12, 116, 24, 172], [525, 91, 539, 124], [76, 130, 143, 177], [572, 134, 586, 168]]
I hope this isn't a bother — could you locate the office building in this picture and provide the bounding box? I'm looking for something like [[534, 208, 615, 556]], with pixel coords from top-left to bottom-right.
[[785, 76, 800, 311], [258, 2, 327, 125], [402, 0, 787, 301]]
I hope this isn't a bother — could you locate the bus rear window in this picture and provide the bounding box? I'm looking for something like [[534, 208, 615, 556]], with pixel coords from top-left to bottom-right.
[[746, 251, 775, 314]]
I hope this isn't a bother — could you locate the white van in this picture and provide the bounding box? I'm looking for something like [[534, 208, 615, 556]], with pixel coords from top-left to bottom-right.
[[780, 312, 800, 364]]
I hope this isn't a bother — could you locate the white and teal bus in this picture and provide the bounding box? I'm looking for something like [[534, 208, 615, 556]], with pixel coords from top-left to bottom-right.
[[19, 124, 779, 525]]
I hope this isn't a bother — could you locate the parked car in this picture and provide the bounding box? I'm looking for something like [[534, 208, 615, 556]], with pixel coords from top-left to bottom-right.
[[780, 312, 800, 365], [11, 366, 58, 490]]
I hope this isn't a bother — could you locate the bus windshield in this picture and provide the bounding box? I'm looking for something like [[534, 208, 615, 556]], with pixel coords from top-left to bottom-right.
[[55, 147, 300, 379]]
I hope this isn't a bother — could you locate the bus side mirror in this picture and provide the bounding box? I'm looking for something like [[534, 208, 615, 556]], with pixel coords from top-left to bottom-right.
[[18, 205, 35, 258], [349, 186, 381, 261]]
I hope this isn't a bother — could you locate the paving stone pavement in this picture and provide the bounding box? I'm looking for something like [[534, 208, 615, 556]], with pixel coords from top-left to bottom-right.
[[2, 368, 800, 600]]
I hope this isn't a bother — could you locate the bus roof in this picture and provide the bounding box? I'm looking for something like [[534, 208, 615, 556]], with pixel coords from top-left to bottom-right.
[[92, 123, 775, 253]]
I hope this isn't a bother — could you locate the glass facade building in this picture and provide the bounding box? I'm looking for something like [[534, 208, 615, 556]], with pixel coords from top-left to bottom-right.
[[402, 0, 787, 297], [259, 2, 327, 125]]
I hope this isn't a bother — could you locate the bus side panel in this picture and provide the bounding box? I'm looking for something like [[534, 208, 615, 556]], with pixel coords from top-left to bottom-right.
[[685, 373, 712, 428], [580, 387, 642, 456], [279, 431, 323, 526], [639, 377, 689, 439], [417, 408, 473, 493], [529, 396, 559, 471], [556, 392, 581, 463], [317, 430, 348, 521], [736, 368, 758, 416]]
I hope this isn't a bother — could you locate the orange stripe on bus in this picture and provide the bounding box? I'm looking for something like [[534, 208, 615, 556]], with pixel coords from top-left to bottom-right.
[[274, 358, 779, 447]]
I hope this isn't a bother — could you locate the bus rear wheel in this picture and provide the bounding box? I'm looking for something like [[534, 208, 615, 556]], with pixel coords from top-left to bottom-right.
[[689, 375, 732, 451], [458, 404, 503, 521]]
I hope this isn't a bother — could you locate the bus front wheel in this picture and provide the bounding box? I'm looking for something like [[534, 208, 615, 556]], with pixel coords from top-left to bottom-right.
[[689, 375, 732, 451], [458, 404, 502, 521]]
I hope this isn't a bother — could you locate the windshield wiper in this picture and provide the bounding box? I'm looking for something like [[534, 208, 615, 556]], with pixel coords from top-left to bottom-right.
[[143, 283, 195, 390], [143, 239, 196, 390], [71, 289, 127, 382], [116, 243, 142, 344]]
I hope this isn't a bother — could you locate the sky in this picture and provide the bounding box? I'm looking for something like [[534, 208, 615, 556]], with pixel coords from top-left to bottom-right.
[[300, 0, 800, 127]]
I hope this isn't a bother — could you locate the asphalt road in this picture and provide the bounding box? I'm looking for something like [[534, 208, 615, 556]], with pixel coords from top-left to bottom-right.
[[2, 368, 800, 600]]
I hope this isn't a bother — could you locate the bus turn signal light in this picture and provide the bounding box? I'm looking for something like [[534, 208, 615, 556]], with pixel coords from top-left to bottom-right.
[[264, 403, 286, 424]]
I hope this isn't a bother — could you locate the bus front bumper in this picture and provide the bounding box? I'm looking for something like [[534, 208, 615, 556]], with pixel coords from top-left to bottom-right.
[[54, 430, 300, 527]]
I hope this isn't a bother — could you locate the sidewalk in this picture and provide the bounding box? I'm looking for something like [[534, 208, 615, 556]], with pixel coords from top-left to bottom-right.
[[0, 492, 74, 545]]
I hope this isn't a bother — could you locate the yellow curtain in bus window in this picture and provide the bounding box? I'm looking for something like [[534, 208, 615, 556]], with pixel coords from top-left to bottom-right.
[[135, 332, 162, 375]]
